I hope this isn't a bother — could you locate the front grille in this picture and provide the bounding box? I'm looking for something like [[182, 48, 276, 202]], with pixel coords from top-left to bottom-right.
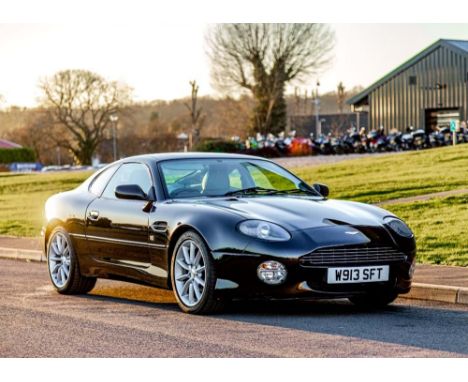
[[299, 246, 406, 266]]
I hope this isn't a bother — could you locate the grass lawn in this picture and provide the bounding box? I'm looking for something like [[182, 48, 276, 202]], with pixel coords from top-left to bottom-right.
[[0, 144, 467, 266], [0, 171, 91, 237], [384, 195, 468, 266], [294, 144, 468, 203]]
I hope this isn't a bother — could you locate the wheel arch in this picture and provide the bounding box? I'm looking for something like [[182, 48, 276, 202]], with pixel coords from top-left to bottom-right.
[[166, 224, 211, 288], [43, 219, 66, 254]]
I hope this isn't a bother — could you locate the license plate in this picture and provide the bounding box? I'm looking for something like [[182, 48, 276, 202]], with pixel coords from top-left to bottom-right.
[[327, 265, 389, 284]]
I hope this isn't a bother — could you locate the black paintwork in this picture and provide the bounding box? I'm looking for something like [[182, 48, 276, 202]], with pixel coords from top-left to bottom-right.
[[43, 153, 416, 300]]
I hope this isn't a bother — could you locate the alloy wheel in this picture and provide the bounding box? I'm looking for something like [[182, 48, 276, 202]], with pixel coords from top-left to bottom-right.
[[174, 239, 206, 307], [48, 232, 71, 288]]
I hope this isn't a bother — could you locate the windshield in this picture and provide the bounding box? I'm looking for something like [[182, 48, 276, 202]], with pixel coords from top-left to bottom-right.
[[158, 158, 320, 199]]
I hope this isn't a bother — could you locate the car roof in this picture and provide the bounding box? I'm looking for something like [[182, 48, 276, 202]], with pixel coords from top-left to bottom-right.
[[121, 152, 268, 164]]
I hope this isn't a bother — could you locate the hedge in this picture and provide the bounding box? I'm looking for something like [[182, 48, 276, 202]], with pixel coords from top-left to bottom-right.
[[195, 138, 283, 158], [195, 138, 241, 153], [0, 148, 36, 164]]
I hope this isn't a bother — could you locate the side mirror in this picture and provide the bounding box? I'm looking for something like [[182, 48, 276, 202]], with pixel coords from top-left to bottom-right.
[[312, 183, 329, 198], [115, 184, 148, 201]]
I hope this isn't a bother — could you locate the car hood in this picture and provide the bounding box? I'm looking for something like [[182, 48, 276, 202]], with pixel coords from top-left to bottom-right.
[[188, 195, 392, 231]]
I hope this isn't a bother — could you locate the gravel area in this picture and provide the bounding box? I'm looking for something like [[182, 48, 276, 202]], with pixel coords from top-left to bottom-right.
[[274, 151, 402, 168]]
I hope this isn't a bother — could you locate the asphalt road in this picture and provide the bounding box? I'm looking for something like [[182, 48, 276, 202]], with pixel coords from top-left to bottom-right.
[[1, 258, 467, 357]]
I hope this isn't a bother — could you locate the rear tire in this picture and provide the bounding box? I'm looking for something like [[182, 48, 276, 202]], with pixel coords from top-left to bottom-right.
[[348, 291, 398, 308], [171, 230, 224, 314], [47, 227, 96, 294]]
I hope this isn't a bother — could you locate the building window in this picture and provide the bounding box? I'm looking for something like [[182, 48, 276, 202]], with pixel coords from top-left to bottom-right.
[[409, 75, 417, 85]]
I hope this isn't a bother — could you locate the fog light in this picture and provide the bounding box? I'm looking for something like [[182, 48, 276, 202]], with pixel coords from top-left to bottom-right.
[[409, 261, 416, 278], [257, 261, 287, 285]]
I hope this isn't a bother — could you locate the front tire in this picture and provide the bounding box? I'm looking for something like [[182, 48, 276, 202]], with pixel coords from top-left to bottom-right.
[[348, 291, 398, 308], [47, 227, 96, 294], [171, 231, 224, 314]]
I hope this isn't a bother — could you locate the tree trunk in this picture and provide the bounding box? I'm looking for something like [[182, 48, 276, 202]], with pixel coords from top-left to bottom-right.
[[250, 76, 287, 136], [269, 84, 287, 135], [75, 141, 96, 165]]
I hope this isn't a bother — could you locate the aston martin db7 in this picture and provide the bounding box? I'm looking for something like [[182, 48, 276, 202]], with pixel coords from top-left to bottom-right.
[[43, 153, 416, 314]]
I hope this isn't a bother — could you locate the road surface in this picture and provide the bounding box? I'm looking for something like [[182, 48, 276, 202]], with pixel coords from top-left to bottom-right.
[[1, 259, 467, 357]]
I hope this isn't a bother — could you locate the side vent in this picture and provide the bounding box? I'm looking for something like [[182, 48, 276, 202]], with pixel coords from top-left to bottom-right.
[[323, 218, 350, 226]]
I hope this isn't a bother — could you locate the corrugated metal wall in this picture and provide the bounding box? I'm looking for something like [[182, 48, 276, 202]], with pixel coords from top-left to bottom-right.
[[368, 46, 468, 132]]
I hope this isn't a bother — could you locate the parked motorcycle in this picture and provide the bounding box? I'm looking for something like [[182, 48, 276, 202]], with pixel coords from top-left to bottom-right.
[[388, 131, 403, 151], [412, 129, 427, 150], [314, 134, 333, 155], [240, 122, 467, 158], [367, 129, 389, 152]]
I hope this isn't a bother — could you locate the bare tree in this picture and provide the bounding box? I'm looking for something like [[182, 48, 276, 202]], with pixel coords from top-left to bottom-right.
[[184, 80, 204, 149], [206, 24, 334, 135], [39, 69, 132, 165], [10, 109, 57, 164]]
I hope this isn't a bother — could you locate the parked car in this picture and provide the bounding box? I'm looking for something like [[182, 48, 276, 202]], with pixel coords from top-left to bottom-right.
[[43, 153, 416, 314]]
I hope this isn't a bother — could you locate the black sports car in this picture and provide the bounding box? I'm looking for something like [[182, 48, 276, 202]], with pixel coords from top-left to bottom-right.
[[43, 153, 416, 314]]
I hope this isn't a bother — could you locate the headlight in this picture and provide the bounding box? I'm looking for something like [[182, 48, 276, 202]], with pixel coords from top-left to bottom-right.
[[384, 217, 413, 238], [238, 220, 291, 241]]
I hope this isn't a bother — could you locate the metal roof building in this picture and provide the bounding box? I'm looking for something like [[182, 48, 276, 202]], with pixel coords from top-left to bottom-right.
[[347, 39, 468, 133]]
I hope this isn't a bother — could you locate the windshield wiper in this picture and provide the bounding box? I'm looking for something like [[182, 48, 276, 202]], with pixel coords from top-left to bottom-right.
[[224, 187, 277, 196], [269, 188, 319, 196]]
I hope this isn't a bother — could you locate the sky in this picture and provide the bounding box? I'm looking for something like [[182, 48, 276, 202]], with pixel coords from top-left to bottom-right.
[[1, 23, 468, 107]]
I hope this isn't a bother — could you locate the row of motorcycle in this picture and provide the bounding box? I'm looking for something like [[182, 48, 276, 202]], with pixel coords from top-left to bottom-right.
[[243, 126, 468, 156]]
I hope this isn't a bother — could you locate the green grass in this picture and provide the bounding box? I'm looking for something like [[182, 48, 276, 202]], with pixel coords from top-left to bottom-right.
[[294, 145, 468, 203], [0, 144, 467, 266], [384, 195, 468, 266], [291, 145, 468, 266], [0, 171, 91, 237]]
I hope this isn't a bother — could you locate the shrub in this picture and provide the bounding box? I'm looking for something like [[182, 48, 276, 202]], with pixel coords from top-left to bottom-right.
[[195, 138, 241, 153], [195, 138, 284, 158], [0, 148, 36, 164], [242, 147, 282, 158]]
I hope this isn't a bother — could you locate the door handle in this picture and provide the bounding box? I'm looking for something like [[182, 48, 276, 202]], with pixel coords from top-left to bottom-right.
[[88, 210, 99, 221]]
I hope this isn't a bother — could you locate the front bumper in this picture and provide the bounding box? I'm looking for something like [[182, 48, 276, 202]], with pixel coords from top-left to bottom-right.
[[211, 223, 416, 300], [212, 250, 414, 300]]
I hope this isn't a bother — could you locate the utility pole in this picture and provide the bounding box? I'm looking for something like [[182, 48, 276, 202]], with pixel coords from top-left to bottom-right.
[[56, 146, 61, 166], [314, 80, 321, 136], [109, 114, 119, 161]]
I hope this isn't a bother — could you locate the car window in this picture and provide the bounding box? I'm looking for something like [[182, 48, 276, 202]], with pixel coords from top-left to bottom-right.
[[89, 165, 118, 196], [159, 161, 207, 198], [245, 164, 273, 189], [101, 163, 153, 200], [159, 158, 308, 198], [162, 165, 205, 186], [228, 168, 243, 189], [245, 163, 296, 190]]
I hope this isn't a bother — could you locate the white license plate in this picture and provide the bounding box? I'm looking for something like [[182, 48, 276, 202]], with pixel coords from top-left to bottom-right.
[[327, 265, 389, 284]]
